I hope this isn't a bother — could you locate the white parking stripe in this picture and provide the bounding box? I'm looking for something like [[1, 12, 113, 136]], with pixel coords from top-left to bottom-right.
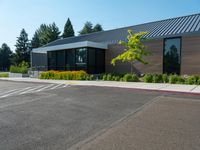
[[0, 83, 70, 98], [0, 87, 32, 98], [19, 85, 46, 94], [0, 89, 19, 96], [36, 84, 55, 92], [63, 84, 69, 88], [50, 84, 63, 89]]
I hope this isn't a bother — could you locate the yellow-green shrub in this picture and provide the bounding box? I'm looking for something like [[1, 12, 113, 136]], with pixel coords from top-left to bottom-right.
[[39, 70, 90, 80], [0, 73, 8, 77]]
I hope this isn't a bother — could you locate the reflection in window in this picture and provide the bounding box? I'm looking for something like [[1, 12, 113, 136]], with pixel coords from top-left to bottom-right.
[[164, 38, 181, 74], [76, 48, 87, 64], [76, 48, 87, 71]]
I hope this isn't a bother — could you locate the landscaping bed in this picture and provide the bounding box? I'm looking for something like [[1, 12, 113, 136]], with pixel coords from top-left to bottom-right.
[[39, 70, 200, 85], [9, 63, 29, 78]]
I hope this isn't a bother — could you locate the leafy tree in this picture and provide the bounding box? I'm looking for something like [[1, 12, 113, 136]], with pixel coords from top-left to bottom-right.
[[15, 29, 31, 65], [111, 30, 150, 73], [0, 43, 12, 71], [79, 21, 93, 35], [93, 24, 103, 32], [63, 18, 75, 38], [31, 23, 61, 48]]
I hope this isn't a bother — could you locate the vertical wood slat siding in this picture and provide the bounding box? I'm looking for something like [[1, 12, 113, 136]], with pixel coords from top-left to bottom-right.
[[181, 36, 200, 75], [105, 39, 163, 74]]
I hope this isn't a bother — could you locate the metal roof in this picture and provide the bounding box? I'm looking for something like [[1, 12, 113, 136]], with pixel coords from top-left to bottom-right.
[[44, 13, 200, 47]]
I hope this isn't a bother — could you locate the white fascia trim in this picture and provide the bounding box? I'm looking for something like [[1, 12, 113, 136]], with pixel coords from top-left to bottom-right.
[[32, 41, 108, 53]]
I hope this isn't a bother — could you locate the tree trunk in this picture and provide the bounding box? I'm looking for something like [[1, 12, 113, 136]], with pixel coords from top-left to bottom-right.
[[130, 62, 133, 74]]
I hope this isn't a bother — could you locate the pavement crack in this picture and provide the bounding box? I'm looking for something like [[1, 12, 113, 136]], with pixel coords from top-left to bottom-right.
[[68, 95, 163, 150]]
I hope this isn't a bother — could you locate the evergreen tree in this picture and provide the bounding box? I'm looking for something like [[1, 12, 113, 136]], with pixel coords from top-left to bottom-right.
[[79, 21, 93, 35], [93, 24, 103, 32], [63, 18, 75, 38], [79, 22, 104, 35], [31, 31, 40, 48], [0, 43, 12, 71], [31, 23, 61, 48], [15, 29, 31, 65], [49, 22, 61, 42]]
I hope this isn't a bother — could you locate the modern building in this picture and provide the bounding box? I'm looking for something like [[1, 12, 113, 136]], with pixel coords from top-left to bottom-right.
[[32, 13, 200, 75]]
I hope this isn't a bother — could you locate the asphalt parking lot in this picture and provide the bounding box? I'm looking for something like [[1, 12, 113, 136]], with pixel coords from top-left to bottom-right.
[[0, 80, 199, 150]]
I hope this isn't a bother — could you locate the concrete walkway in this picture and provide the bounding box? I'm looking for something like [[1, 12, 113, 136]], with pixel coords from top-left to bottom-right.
[[0, 77, 200, 94]]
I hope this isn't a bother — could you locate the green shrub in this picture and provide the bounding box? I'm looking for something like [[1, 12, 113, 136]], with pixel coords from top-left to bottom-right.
[[102, 74, 107, 81], [106, 74, 112, 81], [123, 73, 139, 82], [114, 76, 121, 81], [197, 78, 200, 85], [185, 75, 199, 85], [86, 75, 94, 80], [168, 74, 185, 84], [162, 74, 169, 83], [142, 74, 153, 83], [152, 74, 163, 83], [0, 73, 8, 78], [10, 65, 28, 74]]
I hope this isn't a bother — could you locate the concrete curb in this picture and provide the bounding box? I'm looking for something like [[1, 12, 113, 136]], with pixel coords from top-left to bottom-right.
[[0, 78, 200, 95]]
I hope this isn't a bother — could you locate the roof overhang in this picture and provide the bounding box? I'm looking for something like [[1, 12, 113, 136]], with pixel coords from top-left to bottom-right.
[[32, 41, 108, 54]]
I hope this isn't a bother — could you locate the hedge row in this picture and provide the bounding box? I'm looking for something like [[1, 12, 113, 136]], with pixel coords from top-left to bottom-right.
[[100, 73, 200, 85], [99, 73, 139, 82], [39, 70, 93, 80], [39, 70, 200, 85]]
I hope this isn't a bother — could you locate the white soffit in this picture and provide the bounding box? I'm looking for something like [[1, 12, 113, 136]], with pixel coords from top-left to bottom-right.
[[32, 41, 108, 53]]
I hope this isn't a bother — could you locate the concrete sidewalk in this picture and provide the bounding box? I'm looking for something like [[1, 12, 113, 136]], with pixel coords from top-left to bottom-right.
[[0, 77, 200, 94]]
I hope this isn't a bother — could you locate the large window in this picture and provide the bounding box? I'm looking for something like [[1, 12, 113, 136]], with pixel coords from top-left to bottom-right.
[[163, 38, 181, 74], [47, 47, 105, 74], [56, 50, 65, 70], [48, 51, 57, 70], [66, 49, 75, 70], [76, 48, 87, 71]]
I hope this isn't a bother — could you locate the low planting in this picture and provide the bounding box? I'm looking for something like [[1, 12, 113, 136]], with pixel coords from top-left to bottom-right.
[[10, 66, 28, 74], [9, 62, 29, 74], [39, 70, 200, 85], [100, 73, 200, 85], [39, 70, 93, 80], [142, 74, 200, 85], [100, 73, 139, 82], [0, 73, 8, 78]]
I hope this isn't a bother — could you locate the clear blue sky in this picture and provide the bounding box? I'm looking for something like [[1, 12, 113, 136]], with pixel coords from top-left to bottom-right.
[[0, 0, 200, 51]]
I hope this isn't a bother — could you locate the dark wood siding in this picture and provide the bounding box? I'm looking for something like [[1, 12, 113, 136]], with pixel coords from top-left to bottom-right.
[[105, 39, 163, 74], [181, 36, 200, 75]]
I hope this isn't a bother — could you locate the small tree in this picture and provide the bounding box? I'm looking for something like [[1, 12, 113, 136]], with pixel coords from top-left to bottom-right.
[[111, 30, 150, 73]]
